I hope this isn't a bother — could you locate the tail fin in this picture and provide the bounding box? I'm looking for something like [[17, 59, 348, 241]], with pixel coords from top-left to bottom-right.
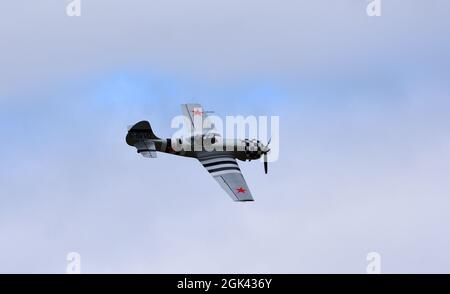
[[126, 121, 160, 158]]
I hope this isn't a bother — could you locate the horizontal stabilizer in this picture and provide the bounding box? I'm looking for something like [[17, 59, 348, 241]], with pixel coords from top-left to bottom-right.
[[135, 140, 157, 158]]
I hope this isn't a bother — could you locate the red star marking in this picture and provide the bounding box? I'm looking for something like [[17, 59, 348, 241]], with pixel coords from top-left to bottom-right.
[[236, 187, 246, 194], [192, 108, 204, 116]]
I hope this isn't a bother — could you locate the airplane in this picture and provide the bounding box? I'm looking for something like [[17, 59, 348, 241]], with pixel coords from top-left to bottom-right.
[[125, 103, 271, 202]]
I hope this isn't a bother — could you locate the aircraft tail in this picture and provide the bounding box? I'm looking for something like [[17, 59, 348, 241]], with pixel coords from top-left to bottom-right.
[[126, 120, 160, 158]]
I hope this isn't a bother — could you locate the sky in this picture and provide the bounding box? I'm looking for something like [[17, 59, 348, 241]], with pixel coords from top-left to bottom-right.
[[1, 0, 450, 273]]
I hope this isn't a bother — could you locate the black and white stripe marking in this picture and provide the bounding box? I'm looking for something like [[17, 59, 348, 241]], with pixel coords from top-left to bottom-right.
[[199, 156, 241, 176]]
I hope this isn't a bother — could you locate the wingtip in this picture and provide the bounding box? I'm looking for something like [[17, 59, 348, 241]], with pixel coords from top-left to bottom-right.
[[235, 199, 255, 202]]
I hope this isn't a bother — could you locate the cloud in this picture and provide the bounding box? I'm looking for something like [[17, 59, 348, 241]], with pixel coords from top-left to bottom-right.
[[1, 1, 450, 98], [1, 1, 450, 273]]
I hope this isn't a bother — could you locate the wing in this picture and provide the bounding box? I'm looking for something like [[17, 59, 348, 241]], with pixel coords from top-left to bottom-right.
[[198, 154, 254, 202], [181, 103, 215, 135]]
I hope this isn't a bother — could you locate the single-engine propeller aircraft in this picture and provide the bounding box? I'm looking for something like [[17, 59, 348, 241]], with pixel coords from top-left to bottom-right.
[[126, 104, 271, 201]]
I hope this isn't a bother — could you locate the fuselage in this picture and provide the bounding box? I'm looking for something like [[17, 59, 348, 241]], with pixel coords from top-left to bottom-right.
[[125, 122, 268, 161], [150, 136, 265, 161]]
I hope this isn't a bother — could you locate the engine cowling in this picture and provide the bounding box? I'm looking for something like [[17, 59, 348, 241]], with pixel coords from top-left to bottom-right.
[[243, 139, 263, 160]]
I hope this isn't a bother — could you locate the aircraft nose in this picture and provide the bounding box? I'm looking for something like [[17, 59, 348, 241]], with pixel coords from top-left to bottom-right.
[[260, 144, 270, 153]]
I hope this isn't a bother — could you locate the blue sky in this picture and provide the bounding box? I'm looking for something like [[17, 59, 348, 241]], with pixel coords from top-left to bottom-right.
[[1, 1, 450, 273]]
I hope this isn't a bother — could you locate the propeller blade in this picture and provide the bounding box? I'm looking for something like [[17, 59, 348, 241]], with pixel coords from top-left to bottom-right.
[[264, 153, 268, 174]]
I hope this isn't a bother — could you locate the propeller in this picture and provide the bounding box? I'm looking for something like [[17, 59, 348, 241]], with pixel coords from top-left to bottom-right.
[[264, 154, 268, 174], [262, 138, 271, 174]]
